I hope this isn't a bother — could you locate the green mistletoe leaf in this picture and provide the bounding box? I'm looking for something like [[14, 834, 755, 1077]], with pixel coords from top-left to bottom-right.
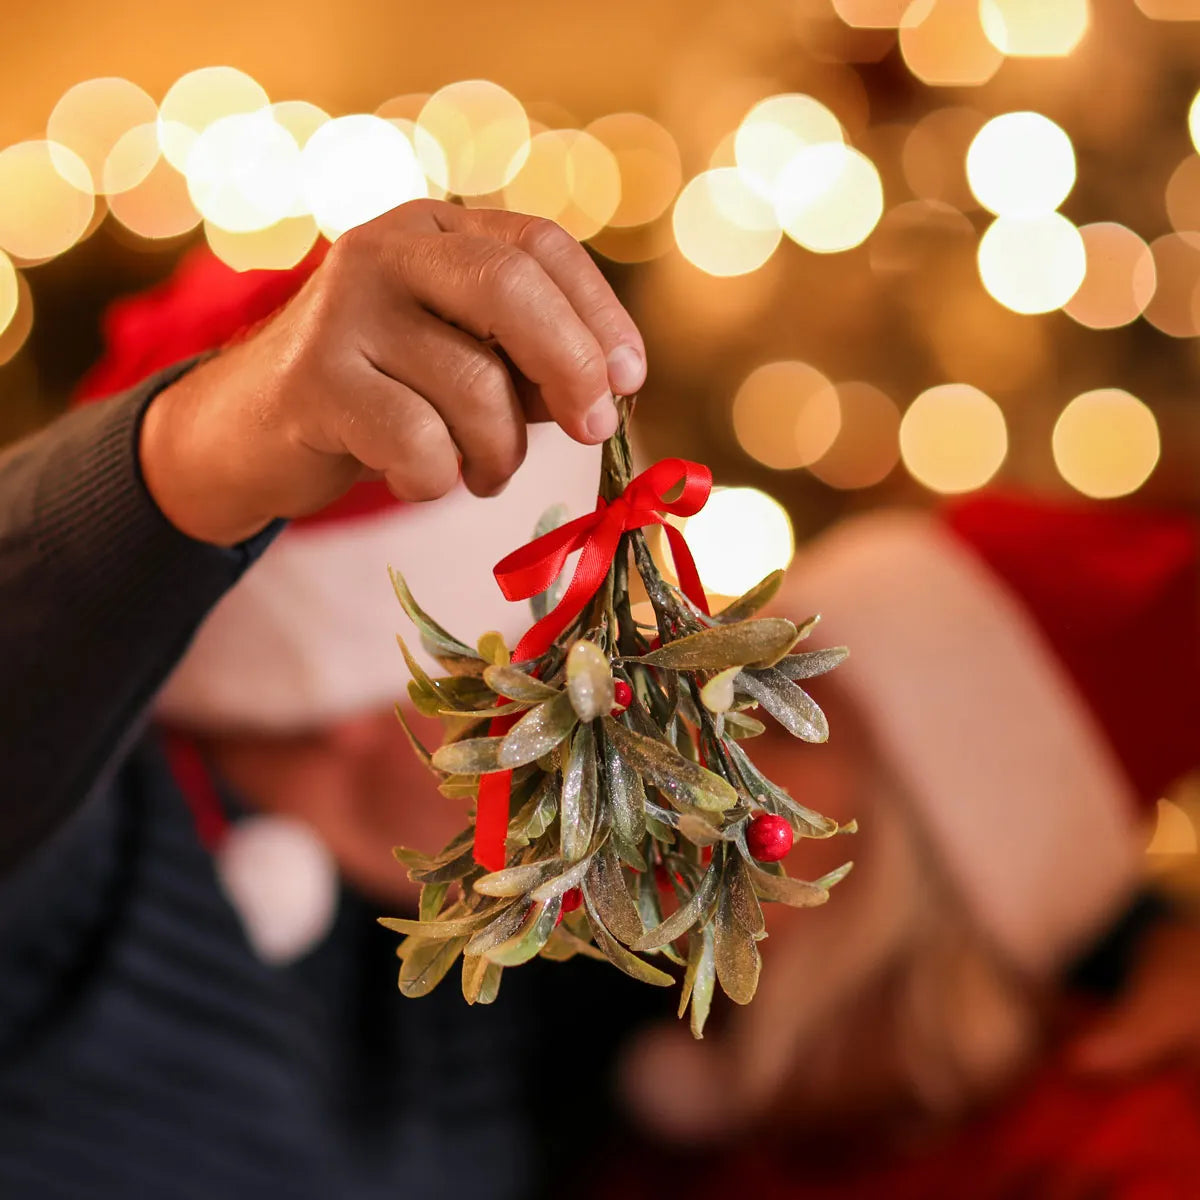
[[464, 901, 533, 956], [498, 691, 578, 769], [430, 736, 506, 776], [583, 895, 674, 987], [486, 896, 564, 966], [474, 858, 566, 897], [631, 862, 720, 950], [583, 841, 644, 946], [637, 618, 798, 672], [603, 717, 738, 812], [560, 722, 599, 862], [389, 568, 481, 664], [774, 646, 850, 681], [566, 638, 615, 721], [736, 666, 829, 742], [483, 664, 560, 703], [714, 879, 761, 1006], [461, 954, 504, 1005], [712, 570, 785, 624], [602, 728, 647, 846], [398, 935, 469, 998]]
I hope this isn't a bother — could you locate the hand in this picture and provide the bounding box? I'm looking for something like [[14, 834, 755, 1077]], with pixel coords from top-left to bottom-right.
[[1068, 919, 1200, 1075], [139, 201, 646, 545]]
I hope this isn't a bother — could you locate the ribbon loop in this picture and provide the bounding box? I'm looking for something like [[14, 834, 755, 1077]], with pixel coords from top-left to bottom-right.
[[475, 457, 713, 869]]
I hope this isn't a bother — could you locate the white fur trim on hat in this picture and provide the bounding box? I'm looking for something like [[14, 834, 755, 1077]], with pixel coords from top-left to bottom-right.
[[793, 510, 1141, 978], [157, 423, 602, 730]]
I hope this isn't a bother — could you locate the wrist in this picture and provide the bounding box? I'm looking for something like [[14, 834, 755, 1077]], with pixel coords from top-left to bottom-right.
[[138, 353, 275, 547]]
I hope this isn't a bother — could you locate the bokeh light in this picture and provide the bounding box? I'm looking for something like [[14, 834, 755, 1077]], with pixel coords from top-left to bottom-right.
[[1063, 223, 1156, 329], [776, 144, 884, 253], [204, 216, 320, 272], [682, 487, 796, 597], [47, 77, 157, 194], [809, 382, 901, 489], [0, 141, 94, 261], [416, 80, 530, 196], [101, 121, 162, 196], [734, 94, 843, 203], [503, 129, 621, 240], [186, 110, 302, 232], [158, 67, 270, 171], [1137, 0, 1200, 18], [902, 107, 985, 210], [272, 100, 330, 149], [1146, 797, 1198, 857], [0, 250, 18, 337], [1143, 232, 1200, 337], [832, 0, 909, 26], [979, 0, 1089, 56], [899, 0, 1004, 88], [302, 115, 426, 240], [0, 269, 32, 365], [1191, 92, 1200, 155], [732, 360, 841, 469], [966, 112, 1076, 217], [900, 383, 1008, 494], [672, 168, 781, 276], [1166, 155, 1200, 233], [586, 112, 681, 228], [107, 136, 202, 239], [977, 213, 1086, 314], [1052, 389, 1160, 498]]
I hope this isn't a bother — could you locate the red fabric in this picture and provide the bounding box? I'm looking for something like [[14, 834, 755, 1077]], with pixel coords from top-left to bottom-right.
[[474, 458, 714, 870], [599, 1063, 1200, 1200], [946, 493, 1200, 809]]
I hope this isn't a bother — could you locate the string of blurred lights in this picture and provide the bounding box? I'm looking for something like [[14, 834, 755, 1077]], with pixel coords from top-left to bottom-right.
[[1, 0, 1198, 521]]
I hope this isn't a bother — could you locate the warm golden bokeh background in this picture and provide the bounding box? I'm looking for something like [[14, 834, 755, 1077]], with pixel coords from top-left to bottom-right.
[[3, 0, 1200, 549]]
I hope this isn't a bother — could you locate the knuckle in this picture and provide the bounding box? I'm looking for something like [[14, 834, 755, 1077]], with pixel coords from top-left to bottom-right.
[[564, 337, 607, 388], [455, 354, 511, 412], [477, 243, 539, 303], [516, 216, 575, 260]]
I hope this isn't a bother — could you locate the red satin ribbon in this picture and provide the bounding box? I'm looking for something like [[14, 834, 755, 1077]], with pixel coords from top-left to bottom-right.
[[473, 458, 713, 870]]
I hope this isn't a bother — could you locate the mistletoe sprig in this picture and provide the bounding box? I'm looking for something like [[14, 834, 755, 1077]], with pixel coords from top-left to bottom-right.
[[381, 403, 853, 1037]]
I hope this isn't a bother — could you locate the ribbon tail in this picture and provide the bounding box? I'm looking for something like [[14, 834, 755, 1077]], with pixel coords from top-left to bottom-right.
[[474, 770, 511, 872], [661, 522, 711, 616]]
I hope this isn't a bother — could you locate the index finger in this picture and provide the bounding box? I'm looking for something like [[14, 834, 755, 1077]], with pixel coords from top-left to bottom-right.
[[432, 205, 648, 397]]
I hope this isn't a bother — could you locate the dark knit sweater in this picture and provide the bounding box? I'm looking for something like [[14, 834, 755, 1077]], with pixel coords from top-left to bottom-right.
[[0, 365, 650, 1198]]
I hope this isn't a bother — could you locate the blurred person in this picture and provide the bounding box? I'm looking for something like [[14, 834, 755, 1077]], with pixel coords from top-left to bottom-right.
[[0, 201, 656, 1199], [617, 495, 1200, 1198]]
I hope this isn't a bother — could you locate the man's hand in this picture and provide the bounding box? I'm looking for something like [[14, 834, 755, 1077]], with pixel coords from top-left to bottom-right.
[[139, 201, 647, 546]]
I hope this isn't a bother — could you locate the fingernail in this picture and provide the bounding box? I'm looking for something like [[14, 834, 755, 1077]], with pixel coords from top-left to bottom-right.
[[607, 345, 645, 395], [585, 394, 619, 442]]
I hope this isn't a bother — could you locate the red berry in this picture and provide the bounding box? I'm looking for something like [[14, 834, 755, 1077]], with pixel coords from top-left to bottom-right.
[[746, 814, 794, 862], [611, 680, 633, 714], [561, 887, 583, 913]]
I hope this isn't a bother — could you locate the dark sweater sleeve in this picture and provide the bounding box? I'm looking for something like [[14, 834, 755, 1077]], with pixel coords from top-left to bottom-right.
[[0, 359, 281, 872]]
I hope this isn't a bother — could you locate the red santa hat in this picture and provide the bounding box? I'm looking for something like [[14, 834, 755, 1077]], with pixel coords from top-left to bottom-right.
[[790, 496, 1199, 977], [81, 247, 1199, 979]]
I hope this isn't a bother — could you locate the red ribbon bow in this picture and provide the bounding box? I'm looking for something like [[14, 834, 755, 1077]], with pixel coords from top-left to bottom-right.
[[473, 458, 713, 870]]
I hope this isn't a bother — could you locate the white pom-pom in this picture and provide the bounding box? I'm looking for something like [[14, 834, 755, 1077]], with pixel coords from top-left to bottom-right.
[[215, 815, 339, 965]]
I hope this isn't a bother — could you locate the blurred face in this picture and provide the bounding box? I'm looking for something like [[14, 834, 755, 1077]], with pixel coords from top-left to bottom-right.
[[620, 688, 1041, 1148], [201, 705, 464, 907]]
